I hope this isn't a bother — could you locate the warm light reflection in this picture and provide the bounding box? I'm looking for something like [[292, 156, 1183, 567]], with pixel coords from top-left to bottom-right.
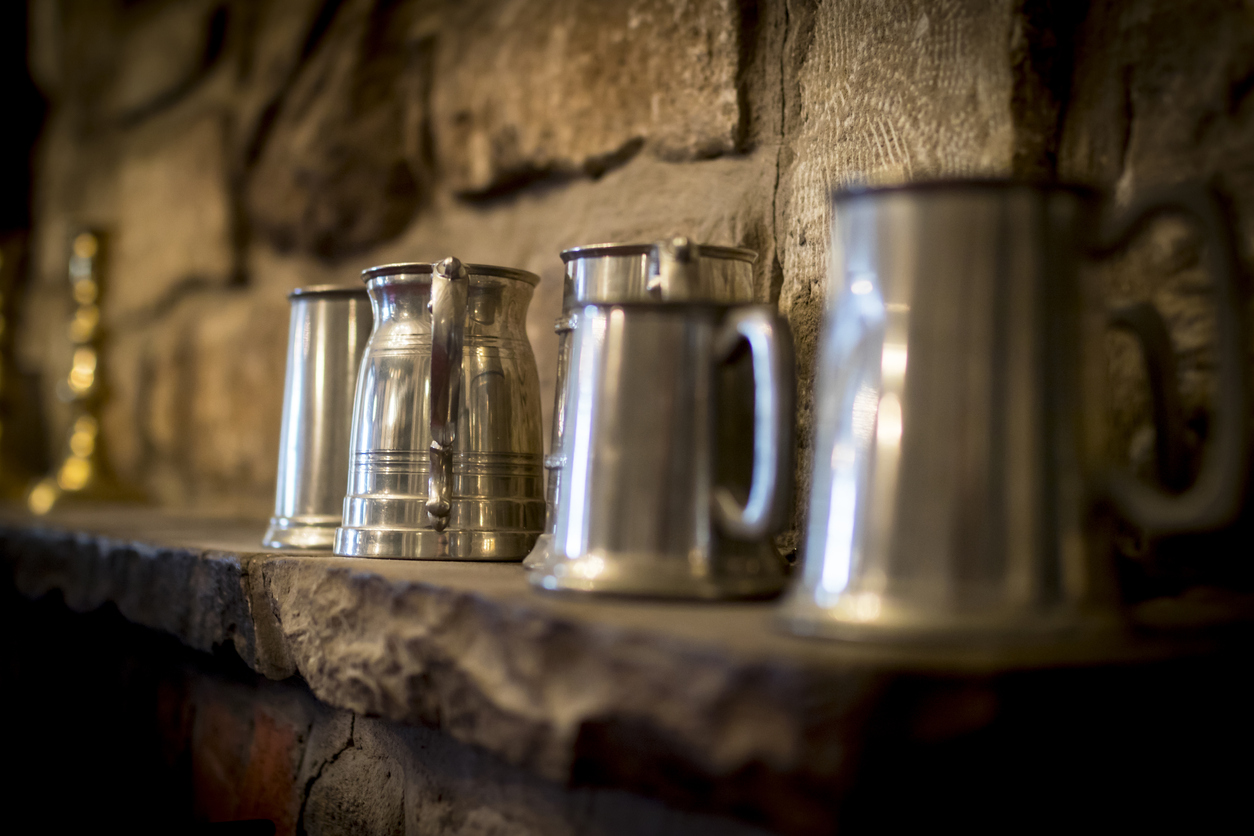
[[69, 416, 98, 457], [69, 305, 99, 342], [73, 232, 98, 259], [58, 456, 91, 491], [67, 347, 98, 393], [28, 479, 59, 515], [73, 279, 97, 305], [876, 393, 903, 447], [572, 555, 605, 580], [852, 592, 882, 621], [881, 344, 907, 379]]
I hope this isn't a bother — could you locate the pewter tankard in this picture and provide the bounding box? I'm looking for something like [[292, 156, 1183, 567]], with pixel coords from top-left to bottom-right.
[[264, 285, 372, 550], [528, 302, 794, 598], [780, 181, 1248, 641], [525, 238, 757, 567], [334, 259, 545, 560]]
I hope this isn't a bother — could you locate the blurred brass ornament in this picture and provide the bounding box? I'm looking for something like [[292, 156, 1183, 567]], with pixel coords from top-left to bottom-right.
[[27, 230, 140, 514]]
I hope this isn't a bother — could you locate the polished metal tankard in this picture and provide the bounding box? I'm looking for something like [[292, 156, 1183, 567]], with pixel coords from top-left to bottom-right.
[[334, 259, 545, 560], [780, 181, 1248, 641], [528, 302, 795, 598], [525, 238, 757, 568], [264, 286, 372, 550]]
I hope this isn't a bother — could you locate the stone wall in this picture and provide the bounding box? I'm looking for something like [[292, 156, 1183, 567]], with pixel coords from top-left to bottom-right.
[[17, 0, 1254, 534]]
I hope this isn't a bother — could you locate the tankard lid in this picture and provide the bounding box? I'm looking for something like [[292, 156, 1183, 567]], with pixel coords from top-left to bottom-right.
[[560, 242, 758, 264], [361, 262, 540, 286], [288, 284, 369, 300]]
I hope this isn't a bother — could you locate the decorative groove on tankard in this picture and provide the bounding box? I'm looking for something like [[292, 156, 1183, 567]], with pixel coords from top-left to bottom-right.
[[335, 260, 544, 561]]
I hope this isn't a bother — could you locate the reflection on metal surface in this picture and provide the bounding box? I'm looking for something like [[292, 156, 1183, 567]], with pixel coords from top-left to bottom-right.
[[525, 238, 758, 570], [334, 261, 544, 560], [28, 230, 140, 514], [781, 182, 1249, 643], [263, 286, 372, 550], [527, 302, 794, 599]]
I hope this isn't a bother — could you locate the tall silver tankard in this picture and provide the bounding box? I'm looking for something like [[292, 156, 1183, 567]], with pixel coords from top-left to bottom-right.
[[780, 181, 1248, 641], [525, 238, 757, 568], [264, 286, 372, 550], [334, 259, 545, 560], [528, 302, 795, 598]]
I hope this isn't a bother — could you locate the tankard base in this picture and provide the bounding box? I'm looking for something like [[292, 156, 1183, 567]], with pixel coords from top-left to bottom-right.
[[526, 546, 787, 599], [334, 526, 538, 561], [521, 533, 552, 569], [263, 515, 341, 551], [776, 591, 1120, 645]]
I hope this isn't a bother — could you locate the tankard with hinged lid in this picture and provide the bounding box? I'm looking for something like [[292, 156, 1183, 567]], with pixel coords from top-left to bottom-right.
[[525, 238, 758, 569], [334, 258, 545, 560]]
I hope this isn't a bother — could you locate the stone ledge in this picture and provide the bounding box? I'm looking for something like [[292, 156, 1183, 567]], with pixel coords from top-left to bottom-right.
[[3, 504, 1252, 833]]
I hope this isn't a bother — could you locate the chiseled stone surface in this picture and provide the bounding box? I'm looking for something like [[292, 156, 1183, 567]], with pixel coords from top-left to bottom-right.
[[1058, 0, 1254, 476], [246, 0, 427, 258], [101, 288, 289, 513], [431, 0, 743, 194], [111, 115, 235, 319], [4, 506, 1246, 833]]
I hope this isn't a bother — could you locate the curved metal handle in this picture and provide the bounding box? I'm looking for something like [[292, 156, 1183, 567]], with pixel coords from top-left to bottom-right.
[[1107, 302, 1189, 491], [646, 236, 699, 300], [711, 308, 795, 539], [1094, 186, 1249, 535], [426, 256, 469, 531]]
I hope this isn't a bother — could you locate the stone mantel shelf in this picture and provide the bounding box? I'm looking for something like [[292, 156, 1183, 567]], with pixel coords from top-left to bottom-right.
[[3, 504, 1252, 830]]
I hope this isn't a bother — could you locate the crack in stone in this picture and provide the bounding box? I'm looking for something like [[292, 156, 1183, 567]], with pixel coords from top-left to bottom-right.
[[296, 714, 355, 836], [770, 0, 790, 306]]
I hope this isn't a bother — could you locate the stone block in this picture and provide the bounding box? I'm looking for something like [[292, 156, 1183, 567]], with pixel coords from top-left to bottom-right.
[[229, 0, 333, 166], [776, 0, 1018, 546], [1059, 0, 1254, 474], [112, 116, 234, 320], [102, 288, 287, 513], [246, 0, 425, 258], [430, 0, 743, 194], [35, 0, 225, 126], [304, 731, 407, 836]]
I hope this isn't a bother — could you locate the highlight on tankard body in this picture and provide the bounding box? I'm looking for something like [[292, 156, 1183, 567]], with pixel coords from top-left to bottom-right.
[[779, 181, 1248, 642]]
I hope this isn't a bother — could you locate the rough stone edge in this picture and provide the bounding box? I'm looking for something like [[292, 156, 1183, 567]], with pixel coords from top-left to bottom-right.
[[0, 518, 875, 832], [0, 522, 257, 664]]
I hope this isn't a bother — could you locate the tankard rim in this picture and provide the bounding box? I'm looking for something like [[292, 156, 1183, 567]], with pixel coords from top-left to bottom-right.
[[560, 241, 758, 264], [288, 284, 369, 301], [831, 178, 1100, 202], [572, 300, 775, 313], [361, 262, 540, 286]]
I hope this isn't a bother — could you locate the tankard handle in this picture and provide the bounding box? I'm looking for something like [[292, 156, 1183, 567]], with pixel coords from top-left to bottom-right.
[[1107, 302, 1189, 491], [1093, 186, 1250, 535], [646, 236, 699, 299], [427, 257, 469, 531], [711, 308, 795, 539]]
